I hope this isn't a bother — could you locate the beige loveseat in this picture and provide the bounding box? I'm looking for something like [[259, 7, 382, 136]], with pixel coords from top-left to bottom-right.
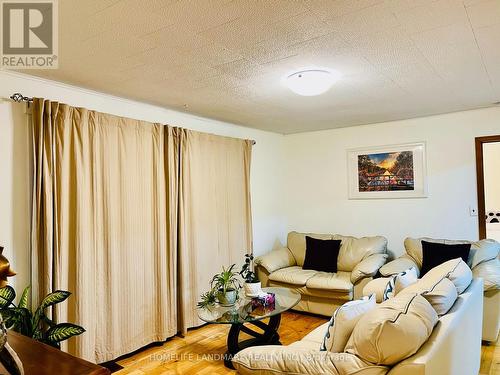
[[379, 237, 500, 342], [233, 260, 483, 375], [255, 232, 388, 316]]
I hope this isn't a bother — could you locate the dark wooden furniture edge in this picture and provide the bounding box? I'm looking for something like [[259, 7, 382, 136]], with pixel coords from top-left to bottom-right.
[[475, 135, 500, 239], [5, 331, 110, 375]]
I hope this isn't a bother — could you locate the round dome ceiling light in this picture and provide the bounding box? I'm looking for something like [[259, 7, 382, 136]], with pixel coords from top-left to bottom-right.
[[284, 69, 340, 96]]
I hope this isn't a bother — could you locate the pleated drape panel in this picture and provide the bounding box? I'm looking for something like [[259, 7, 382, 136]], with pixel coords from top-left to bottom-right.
[[178, 130, 253, 331], [31, 98, 252, 362]]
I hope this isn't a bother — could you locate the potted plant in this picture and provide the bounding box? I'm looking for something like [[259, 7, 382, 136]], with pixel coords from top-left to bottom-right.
[[197, 289, 217, 310], [240, 254, 261, 297], [211, 265, 241, 307], [0, 285, 85, 349]]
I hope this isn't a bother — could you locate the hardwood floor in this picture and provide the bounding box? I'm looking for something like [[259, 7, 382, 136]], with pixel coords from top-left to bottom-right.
[[115, 311, 499, 374], [482, 338, 500, 375]]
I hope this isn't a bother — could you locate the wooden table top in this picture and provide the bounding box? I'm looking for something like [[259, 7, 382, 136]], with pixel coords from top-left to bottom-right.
[[0, 331, 110, 375]]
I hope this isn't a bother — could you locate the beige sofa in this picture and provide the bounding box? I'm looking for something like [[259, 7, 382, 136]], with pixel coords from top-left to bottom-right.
[[233, 262, 483, 375], [255, 232, 388, 316], [379, 237, 500, 342]]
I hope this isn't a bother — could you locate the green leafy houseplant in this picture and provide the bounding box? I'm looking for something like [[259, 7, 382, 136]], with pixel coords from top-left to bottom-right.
[[239, 253, 263, 297], [239, 254, 258, 283], [197, 289, 217, 309], [210, 264, 241, 307], [0, 285, 85, 348]]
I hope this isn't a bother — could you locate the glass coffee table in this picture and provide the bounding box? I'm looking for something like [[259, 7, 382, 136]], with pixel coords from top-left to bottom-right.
[[197, 287, 301, 369]]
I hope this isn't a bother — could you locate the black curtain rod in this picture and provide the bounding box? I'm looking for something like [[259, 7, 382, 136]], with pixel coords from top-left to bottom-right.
[[10, 93, 33, 102], [9, 92, 257, 145]]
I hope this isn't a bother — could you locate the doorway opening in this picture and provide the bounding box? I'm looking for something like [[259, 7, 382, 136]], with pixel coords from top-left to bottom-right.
[[476, 135, 500, 240]]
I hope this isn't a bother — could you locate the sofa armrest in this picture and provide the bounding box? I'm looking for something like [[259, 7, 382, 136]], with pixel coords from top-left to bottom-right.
[[353, 276, 374, 300], [380, 255, 420, 277], [232, 346, 387, 375], [350, 254, 388, 284], [255, 265, 270, 287], [254, 247, 296, 274], [473, 258, 500, 291]]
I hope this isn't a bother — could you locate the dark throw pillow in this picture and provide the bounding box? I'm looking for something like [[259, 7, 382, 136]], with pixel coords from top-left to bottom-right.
[[303, 236, 342, 273], [420, 241, 471, 276]]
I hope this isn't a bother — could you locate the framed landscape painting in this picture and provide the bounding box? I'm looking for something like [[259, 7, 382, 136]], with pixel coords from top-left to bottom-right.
[[347, 142, 427, 199]]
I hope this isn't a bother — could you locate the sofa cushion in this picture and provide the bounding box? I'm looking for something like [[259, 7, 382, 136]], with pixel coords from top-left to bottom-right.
[[287, 232, 333, 267], [306, 271, 353, 292], [345, 293, 438, 366], [383, 267, 418, 300], [420, 258, 472, 294], [232, 347, 388, 375], [421, 278, 458, 316], [301, 322, 330, 345], [321, 294, 376, 353], [268, 266, 317, 286], [394, 267, 419, 294], [333, 235, 387, 272], [420, 241, 471, 276], [267, 281, 353, 300], [303, 236, 342, 273], [404, 237, 499, 270], [288, 340, 320, 351], [400, 277, 458, 316], [363, 277, 392, 303]]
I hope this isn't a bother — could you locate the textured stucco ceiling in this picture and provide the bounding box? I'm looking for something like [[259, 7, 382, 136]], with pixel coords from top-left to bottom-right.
[[20, 0, 500, 134]]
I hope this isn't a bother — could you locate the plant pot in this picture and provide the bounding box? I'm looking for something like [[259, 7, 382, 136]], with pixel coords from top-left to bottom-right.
[[217, 289, 238, 307], [244, 281, 262, 297]]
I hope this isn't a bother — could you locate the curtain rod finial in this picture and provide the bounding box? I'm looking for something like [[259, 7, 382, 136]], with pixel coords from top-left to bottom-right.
[[10, 93, 33, 102]]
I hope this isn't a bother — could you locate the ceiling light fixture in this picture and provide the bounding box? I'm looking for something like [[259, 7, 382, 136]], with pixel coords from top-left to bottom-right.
[[284, 69, 340, 96]]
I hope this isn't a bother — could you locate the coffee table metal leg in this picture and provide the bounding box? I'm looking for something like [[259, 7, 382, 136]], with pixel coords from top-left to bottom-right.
[[224, 314, 282, 369]]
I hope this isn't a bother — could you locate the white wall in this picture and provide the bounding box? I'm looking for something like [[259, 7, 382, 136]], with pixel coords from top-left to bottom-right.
[[0, 93, 31, 293], [0, 71, 286, 292], [284, 107, 500, 258]]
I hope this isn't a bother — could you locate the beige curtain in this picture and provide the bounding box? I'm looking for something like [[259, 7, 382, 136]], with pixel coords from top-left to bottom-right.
[[178, 130, 253, 330], [31, 99, 252, 362]]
